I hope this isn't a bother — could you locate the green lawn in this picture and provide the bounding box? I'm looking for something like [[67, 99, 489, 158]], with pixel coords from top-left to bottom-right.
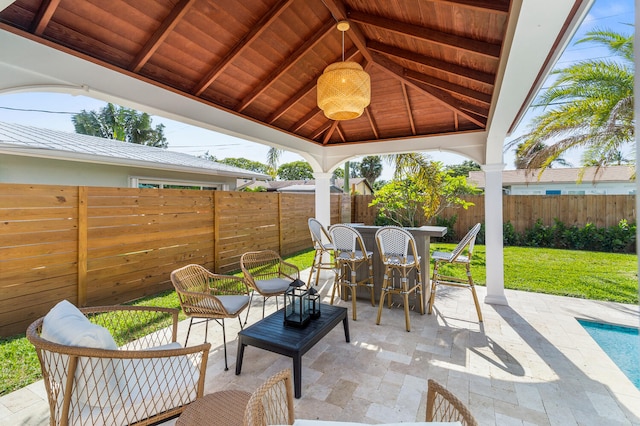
[[1, 246, 637, 396]]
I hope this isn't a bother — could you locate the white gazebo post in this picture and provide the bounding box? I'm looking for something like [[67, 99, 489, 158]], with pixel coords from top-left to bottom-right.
[[313, 172, 332, 227], [482, 163, 508, 305]]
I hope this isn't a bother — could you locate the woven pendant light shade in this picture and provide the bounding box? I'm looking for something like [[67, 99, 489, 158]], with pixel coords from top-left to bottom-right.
[[317, 61, 371, 120]]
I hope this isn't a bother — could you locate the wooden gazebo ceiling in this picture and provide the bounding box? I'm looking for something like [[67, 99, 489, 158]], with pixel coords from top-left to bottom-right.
[[0, 0, 511, 147]]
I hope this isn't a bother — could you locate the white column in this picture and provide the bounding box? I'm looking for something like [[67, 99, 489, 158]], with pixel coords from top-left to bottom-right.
[[482, 163, 508, 305], [313, 172, 332, 227]]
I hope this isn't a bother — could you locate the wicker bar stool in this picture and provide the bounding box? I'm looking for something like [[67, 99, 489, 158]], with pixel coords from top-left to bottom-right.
[[375, 226, 424, 331], [328, 224, 374, 321], [307, 218, 337, 287]]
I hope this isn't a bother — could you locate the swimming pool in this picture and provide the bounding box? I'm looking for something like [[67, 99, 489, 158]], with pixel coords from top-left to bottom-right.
[[578, 319, 640, 390]]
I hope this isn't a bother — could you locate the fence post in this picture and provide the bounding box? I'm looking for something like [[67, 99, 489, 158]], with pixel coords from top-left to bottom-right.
[[213, 190, 219, 272], [77, 186, 88, 307]]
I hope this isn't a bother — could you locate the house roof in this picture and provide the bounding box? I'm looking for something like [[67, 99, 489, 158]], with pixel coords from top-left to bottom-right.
[[468, 166, 635, 188], [0, 121, 269, 179], [277, 184, 343, 193]]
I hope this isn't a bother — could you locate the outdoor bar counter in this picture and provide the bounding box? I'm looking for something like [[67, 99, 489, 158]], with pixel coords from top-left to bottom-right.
[[349, 225, 447, 307]]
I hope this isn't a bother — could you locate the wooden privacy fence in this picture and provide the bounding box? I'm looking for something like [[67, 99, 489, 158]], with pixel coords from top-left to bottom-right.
[[0, 184, 346, 337], [352, 194, 636, 239]]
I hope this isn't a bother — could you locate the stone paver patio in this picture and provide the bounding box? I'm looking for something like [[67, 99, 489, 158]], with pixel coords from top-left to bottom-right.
[[3, 269, 639, 425]]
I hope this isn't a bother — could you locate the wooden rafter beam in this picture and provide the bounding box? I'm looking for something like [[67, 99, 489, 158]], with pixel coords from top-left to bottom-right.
[[348, 10, 501, 59], [401, 83, 416, 135], [31, 0, 61, 35], [321, 0, 373, 63], [129, 0, 196, 72], [403, 69, 491, 105], [291, 108, 322, 133], [312, 122, 333, 140], [369, 41, 495, 85], [323, 120, 340, 144], [371, 52, 486, 127], [192, 0, 294, 96], [364, 107, 379, 139], [430, 0, 510, 14], [268, 46, 359, 124], [237, 20, 335, 113]]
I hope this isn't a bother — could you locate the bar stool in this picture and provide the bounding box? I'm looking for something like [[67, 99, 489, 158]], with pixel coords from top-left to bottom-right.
[[328, 224, 374, 320], [307, 218, 337, 287], [375, 226, 424, 331]]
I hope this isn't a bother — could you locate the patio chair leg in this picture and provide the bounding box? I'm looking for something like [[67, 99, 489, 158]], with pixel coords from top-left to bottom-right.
[[221, 319, 228, 371], [244, 292, 254, 325], [185, 317, 194, 346]]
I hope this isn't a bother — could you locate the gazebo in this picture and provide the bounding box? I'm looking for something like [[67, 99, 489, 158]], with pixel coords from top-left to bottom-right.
[[0, 0, 596, 307]]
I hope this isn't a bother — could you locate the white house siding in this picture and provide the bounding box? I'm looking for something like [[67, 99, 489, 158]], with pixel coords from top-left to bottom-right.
[[509, 182, 636, 195], [0, 155, 237, 189]]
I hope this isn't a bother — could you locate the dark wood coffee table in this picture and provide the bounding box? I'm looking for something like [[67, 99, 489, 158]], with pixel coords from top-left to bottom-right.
[[235, 304, 349, 398]]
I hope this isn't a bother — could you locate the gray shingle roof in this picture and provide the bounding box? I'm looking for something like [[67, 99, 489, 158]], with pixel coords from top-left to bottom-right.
[[0, 121, 269, 179]]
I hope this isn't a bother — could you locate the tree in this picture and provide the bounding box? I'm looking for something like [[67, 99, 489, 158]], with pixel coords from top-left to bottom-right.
[[359, 155, 383, 185], [509, 28, 634, 173], [72, 103, 167, 147], [373, 153, 479, 224], [266, 147, 283, 179], [277, 161, 313, 180], [209, 156, 270, 174], [445, 160, 481, 177]]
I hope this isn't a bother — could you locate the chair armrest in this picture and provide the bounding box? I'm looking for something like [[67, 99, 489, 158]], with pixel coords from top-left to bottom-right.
[[279, 260, 300, 280]]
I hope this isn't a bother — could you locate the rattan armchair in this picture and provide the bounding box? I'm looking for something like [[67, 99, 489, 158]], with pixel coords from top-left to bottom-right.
[[429, 223, 483, 322], [426, 379, 478, 426], [171, 264, 251, 370], [241, 250, 300, 318], [308, 218, 337, 287], [27, 304, 209, 426], [243, 369, 295, 426], [375, 226, 425, 331]]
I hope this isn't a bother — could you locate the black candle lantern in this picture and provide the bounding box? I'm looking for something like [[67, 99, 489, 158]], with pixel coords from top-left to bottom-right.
[[308, 286, 321, 319], [284, 279, 310, 327]]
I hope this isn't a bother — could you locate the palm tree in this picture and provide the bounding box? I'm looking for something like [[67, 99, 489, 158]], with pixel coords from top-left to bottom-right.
[[266, 147, 282, 179], [508, 28, 634, 172]]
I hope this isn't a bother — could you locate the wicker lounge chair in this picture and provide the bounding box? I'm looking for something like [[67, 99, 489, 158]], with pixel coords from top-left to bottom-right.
[[243, 369, 295, 426], [171, 264, 251, 370], [241, 250, 300, 318], [429, 223, 483, 322], [307, 218, 337, 287], [426, 379, 478, 425], [328, 224, 374, 320], [375, 226, 425, 332], [27, 302, 209, 426]]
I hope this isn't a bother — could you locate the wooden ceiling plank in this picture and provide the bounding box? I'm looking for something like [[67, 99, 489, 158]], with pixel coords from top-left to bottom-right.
[[371, 53, 486, 127], [401, 83, 416, 135], [129, 0, 197, 73], [292, 108, 322, 133], [321, 0, 374, 63], [404, 69, 491, 104], [430, 0, 510, 14], [364, 108, 379, 139], [348, 10, 500, 59], [267, 46, 359, 124], [192, 0, 295, 96], [369, 41, 495, 85], [31, 0, 61, 35], [236, 20, 335, 113]]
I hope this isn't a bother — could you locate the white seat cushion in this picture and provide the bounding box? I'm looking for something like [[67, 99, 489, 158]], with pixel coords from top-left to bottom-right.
[[217, 295, 250, 314], [255, 277, 292, 294]]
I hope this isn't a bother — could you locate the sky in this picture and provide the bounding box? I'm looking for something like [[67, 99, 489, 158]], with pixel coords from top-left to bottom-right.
[[0, 0, 634, 181]]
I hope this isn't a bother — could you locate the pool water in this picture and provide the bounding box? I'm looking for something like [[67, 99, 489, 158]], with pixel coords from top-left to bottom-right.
[[578, 319, 640, 390]]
